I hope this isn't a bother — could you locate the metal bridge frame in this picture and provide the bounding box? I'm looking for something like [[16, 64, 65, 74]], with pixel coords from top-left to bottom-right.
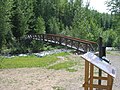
[[25, 34, 98, 53]]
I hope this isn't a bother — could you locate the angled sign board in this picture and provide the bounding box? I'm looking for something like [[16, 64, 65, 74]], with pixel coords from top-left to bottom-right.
[[81, 52, 116, 78]]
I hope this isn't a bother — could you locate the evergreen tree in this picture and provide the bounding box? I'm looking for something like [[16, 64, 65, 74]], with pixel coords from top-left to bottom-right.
[[0, 0, 13, 51], [35, 16, 45, 34], [71, 0, 88, 39], [48, 17, 60, 34], [107, 0, 120, 48], [12, 0, 35, 40]]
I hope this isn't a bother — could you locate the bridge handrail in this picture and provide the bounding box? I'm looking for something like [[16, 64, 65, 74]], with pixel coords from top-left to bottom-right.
[[46, 34, 97, 44]]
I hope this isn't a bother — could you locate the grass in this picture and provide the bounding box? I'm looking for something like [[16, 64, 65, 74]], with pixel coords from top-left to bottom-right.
[[0, 52, 69, 69], [48, 61, 77, 72], [53, 86, 65, 90]]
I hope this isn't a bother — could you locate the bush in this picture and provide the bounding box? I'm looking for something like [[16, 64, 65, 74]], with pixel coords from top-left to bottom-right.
[[113, 36, 120, 49]]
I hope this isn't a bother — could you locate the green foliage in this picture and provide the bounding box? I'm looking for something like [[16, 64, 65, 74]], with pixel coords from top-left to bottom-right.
[[102, 29, 117, 46], [12, 0, 35, 39], [106, 0, 120, 48], [107, 0, 120, 14], [0, 52, 69, 69], [35, 16, 45, 34], [48, 17, 61, 34], [113, 36, 120, 48], [30, 40, 45, 52], [52, 86, 65, 90], [0, 0, 13, 51]]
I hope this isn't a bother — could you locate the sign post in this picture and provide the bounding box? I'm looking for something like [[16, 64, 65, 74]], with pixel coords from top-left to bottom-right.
[[98, 37, 103, 86], [81, 52, 116, 90]]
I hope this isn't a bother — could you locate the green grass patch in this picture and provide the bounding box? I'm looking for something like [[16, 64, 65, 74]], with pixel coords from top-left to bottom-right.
[[53, 86, 65, 90], [66, 68, 77, 72], [0, 52, 69, 69], [48, 61, 77, 71], [106, 51, 112, 54]]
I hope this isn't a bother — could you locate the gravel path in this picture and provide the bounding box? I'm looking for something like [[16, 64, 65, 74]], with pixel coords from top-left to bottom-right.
[[0, 68, 84, 90], [0, 52, 120, 90], [107, 51, 120, 90]]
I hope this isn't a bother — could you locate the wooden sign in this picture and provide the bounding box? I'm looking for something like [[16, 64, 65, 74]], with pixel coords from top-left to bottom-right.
[[81, 52, 116, 78]]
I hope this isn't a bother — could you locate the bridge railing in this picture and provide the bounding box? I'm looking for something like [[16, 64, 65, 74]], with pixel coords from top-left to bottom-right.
[[25, 34, 98, 53]]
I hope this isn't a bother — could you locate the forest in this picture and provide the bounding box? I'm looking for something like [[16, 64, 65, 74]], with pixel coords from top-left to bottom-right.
[[0, 0, 120, 54]]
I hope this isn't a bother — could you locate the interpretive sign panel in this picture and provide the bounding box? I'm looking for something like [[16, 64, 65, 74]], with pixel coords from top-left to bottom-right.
[[81, 52, 116, 78]]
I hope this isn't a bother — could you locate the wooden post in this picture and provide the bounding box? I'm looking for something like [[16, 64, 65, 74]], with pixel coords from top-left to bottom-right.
[[84, 61, 89, 90], [84, 44, 88, 53], [90, 63, 94, 90], [98, 37, 102, 86], [59, 37, 61, 45], [65, 38, 68, 47], [54, 36, 57, 43], [77, 42, 80, 51], [71, 40, 73, 48], [43, 34, 45, 41], [102, 46, 106, 57], [107, 75, 113, 90]]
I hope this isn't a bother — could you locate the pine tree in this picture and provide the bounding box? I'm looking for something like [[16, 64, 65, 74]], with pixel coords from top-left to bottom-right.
[[0, 0, 13, 51], [71, 0, 88, 39], [35, 16, 45, 34], [107, 0, 120, 47], [12, 0, 35, 40], [48, 17, 60, 34]]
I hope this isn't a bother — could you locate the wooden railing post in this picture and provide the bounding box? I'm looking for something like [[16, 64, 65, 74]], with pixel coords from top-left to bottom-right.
[[39, 34, 41, 40], [59, 37, 62, 45], [43, 34, 45, 41], [77, 42, 80, 51], [54, 36, 57, 43], [71, 40, 73, 48], [50, 35, 52, 41], [65, 38, 68, 47], [84, 44, 88, 53]]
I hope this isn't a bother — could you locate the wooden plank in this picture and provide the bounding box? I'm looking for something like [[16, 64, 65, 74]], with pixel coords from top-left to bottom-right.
[[93, 76, 108, 80], [107, 75, 113, 90], [90, 64, 94, 90], [84, 84, 108, 89], [84, 60, 89, 90]]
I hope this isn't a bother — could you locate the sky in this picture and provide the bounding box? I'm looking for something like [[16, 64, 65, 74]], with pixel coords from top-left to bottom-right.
[[83, 0, 110, 13]]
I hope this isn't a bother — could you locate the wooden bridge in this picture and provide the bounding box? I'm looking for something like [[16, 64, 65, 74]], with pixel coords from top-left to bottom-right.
[[24, 34, 98, 53]]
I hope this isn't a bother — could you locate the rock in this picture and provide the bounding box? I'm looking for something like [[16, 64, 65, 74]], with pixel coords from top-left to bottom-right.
[[34, 49, 71, 57], [18, 54, 28, 57]]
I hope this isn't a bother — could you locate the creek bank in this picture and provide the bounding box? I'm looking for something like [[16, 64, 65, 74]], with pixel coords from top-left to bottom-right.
[[1, 49, 72, 58]]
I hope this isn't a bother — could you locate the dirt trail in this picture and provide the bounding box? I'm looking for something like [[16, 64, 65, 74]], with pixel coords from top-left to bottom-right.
[[107, 51, 120, 90], [0, 68, 84, 90], [0, 52, 120, 90]]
